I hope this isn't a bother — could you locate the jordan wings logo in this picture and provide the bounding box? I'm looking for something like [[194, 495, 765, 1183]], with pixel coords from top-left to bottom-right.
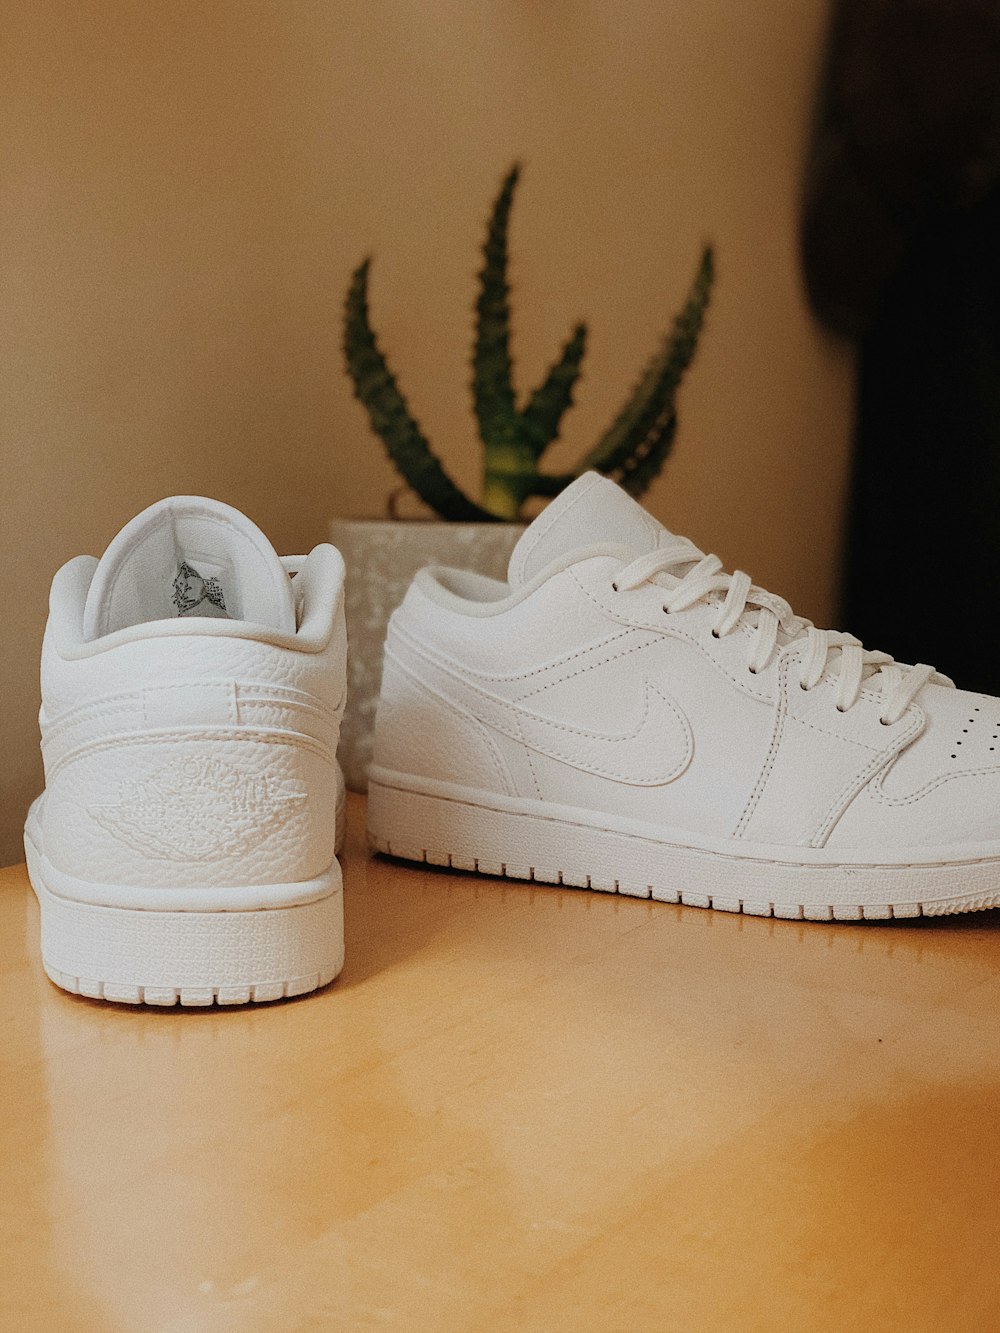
[[89, 758, 307, 862], [172, 561, 228, 616], [391, 631, 694, 786]]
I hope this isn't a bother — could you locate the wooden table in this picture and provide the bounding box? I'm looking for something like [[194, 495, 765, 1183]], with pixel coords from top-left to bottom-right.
[[3, 795, 1000, 1331]]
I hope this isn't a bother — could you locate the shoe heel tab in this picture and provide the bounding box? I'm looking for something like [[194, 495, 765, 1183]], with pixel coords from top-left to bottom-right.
[[293, 543, 346, 646], [281, 544, 344, 578], [47, 556, 99, 652]]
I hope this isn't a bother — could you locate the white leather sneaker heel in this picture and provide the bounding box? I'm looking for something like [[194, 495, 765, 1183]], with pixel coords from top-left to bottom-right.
[[27, 496, 348, 1005], [24, 807, 343, 1005], [369, 473, 1000, 921]]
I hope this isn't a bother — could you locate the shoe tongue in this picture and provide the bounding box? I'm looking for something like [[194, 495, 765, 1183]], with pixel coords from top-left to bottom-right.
[[508, 472, 669, 586], [82, 495, 296, 639]]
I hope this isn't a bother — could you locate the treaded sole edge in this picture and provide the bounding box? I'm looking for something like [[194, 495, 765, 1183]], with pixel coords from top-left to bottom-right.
[[25, 840, 345, 1008], [367, 778, 1000, 921]]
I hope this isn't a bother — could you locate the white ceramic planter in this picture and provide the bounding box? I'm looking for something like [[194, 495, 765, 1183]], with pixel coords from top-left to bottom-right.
[[329, 518, 525, 791]]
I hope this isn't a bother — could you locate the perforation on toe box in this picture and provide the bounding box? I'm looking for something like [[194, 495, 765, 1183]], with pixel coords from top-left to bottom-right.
[[944, 702, 1000, 763], [879, 685, 1000, 798]]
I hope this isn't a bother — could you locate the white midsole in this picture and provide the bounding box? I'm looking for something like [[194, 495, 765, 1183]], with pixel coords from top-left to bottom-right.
[[367, 767, 1000, 869], [24, 813, 345, 1000], [368, 769, 1000, 913]]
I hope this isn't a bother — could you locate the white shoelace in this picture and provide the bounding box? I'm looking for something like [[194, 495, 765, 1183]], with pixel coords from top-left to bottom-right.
[[613, 541, 951, 726]]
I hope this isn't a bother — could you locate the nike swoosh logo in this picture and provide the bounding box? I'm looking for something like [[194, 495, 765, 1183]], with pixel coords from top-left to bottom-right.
[[388, 632, 693, 786]]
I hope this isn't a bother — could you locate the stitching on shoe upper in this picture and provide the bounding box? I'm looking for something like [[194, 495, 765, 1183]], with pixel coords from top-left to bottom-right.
[[395, 624, 639, 685], [734, 653, 792, 838], [45, 726, 336, 783], [386, 661, 516, 796], [508, 473, 601, 584], [783, 713, 882, 750], [567, 567, 778, 704], [390, 638, 669, 743], [44, 681, 342, 734], [811, 708, 924, 845], [475, 716, 517, 796], [391, 620, 639, 690], [521, 731, 543, 800], [514, 635, 659, 701], [570, 565, 892, 709], [384, 641, 692, 785], [866, 754, 1000, 806], [42, 692, 144, 729]]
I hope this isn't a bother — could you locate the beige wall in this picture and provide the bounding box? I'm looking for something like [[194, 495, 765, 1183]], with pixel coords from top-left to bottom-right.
[[0, 0, 853, 864]]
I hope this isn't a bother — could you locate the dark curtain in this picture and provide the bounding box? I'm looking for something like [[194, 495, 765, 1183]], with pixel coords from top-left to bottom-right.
[[802, 0, 1000, 692]]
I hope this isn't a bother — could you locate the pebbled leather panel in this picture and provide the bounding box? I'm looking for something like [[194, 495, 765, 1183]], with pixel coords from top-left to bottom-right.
[[37, 569, 346, 890], [44, 729, 338, 888], [142, 681, 239, 729], [374, 654, 516, 796], [828, 766, 1000, 849]]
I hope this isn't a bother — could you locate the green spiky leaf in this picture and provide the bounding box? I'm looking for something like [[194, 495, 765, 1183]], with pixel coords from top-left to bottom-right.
[[579, 245, 714, 490], [473, 165, 521, 451], [616, 411, 677, 496], [520, 322, 588, 458], [344, 259, 497, 522]]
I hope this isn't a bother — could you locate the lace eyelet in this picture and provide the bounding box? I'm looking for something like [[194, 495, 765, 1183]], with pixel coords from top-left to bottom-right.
[[711, 628, 720, 639], [879, 716, 891, 726], [835, 705, 846, 713], [747, 666, 758, 676], [611, 581, 619, 593], [799, 682, 809, 692], [662, 605, 670, 615]]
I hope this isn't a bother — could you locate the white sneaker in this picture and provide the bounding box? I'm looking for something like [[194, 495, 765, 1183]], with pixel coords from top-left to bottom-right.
[[25, 496, 347, 1005], [369, 472, 1000, 920]]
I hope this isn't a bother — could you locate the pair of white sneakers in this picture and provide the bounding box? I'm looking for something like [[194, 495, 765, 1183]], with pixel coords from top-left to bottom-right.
[[26, 475, 1000, 1006]]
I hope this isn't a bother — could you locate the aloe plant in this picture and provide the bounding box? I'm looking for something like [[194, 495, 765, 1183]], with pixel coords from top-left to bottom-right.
[[344, 164, 713, 522]]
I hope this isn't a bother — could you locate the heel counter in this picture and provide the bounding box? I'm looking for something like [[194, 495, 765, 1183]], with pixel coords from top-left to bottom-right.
[[40, 671, 340, 889], [373, 641, 513, 795]]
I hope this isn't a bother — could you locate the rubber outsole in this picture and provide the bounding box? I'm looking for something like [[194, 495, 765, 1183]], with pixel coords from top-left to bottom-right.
[[368, 777, 1000, 921], [41, 962, 342, 1007], [27, 855, 345, 1007]]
